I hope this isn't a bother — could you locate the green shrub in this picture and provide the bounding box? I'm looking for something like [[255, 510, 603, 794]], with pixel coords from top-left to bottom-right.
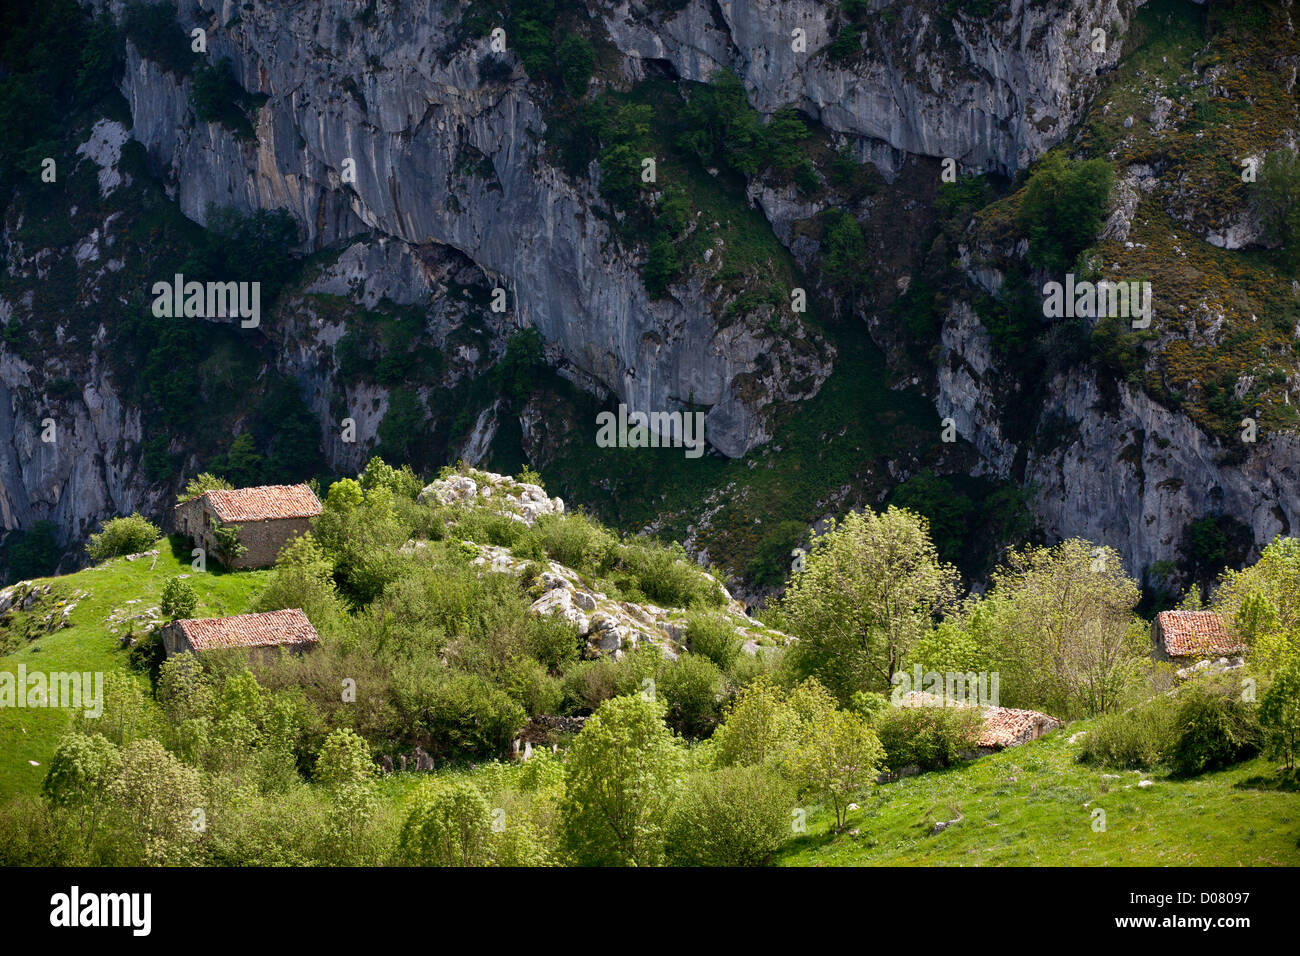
[[85, 514, 160, 562], [177, 472, 232, 504], [418, 672, 527, 760], [684, 611, 744, 670], [560, 647, 661, 714], [848, 690, 890, 726], [657, 654, 725, 738], [1169, 682, 1262, 777], [160, 576, 197, 620], [665, 765, 794, 866], [211, 523, 247, 566], [396, 779, 493, 866], [615, 539, 723, 608], [535, 512, 615, 572], [1018, 153, 1113, 273], [875, 704, 985, 771], [556, 34, 594, 96], [122, 1, 194, 77], [189, 56, 257, 139], [1259, 658, 1300, 771], [1251, 148, 1300, 272], [1077, 694, 1179, 769], [314, 728, 374, 788]]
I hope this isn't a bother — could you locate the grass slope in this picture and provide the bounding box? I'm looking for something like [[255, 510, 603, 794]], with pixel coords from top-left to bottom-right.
[[0, 540, 265, 799], [777, 719, 1300, 866]]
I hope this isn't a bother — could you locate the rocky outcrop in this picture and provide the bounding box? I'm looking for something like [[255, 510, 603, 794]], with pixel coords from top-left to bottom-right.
[[417, 470, 565, 525], [406, 469, 790, 658]]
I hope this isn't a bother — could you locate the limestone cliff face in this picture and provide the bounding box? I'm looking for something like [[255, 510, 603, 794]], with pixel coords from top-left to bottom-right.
[[935, 295, 1300, 575], [2, 0, 1289, 586], [0, 350, 148, 558], [120, 0, 830, 461], [602, 0, 1136, 177]]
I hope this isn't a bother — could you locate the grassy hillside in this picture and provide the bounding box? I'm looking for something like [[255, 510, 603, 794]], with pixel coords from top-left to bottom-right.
[[777, 719, 1299, 866], [0, 540, 265, 798]]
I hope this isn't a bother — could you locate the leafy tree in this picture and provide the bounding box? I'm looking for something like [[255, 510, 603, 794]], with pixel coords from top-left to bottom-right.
[[981, 539, 1143, 718], [315, 728, 374, 788], [774, 507, 960, 702], [1018, 153, 1113, 273], [1259, 657, 1300, 771], [160, 576, 198, 620], [77, 671, 149, 747], [676, 70, 767, 176], [1215, 536, 1300, 671], [643, 232, 681, 297], [785, 707, 884, 829], [85, 514, 161, 563], [494, 329, 546, 406], [42, 733, 119, 849], [157, 653, 214, 761], [209, 433, 264, 487], [595, 100, 653, 211], [211, 523, 247, 567], [252, 533, 344, 631], [397, 779, 494, 866], [820, 209, 870, 294], [189, 56, 257, 139], [560, 694, 683, 866], [709, 677, 834, 770], [1251, 148, 1300, 271], [122, 1, 194, 77], [177, 472, 233, 503], [104, 738, 204, 865], [556, 34, 595, 96]]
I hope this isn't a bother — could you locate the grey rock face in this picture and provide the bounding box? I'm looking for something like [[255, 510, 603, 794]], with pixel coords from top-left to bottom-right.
[[601, 0, 1136, 177], [932, 300, 1300, 576], [0, 350, 151, 555], [119, 0, 831, 462]]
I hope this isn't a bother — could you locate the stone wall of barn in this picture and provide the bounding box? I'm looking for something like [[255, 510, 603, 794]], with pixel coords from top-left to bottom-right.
[[160, 623, 191, 657], [228, 517, 313, 568]]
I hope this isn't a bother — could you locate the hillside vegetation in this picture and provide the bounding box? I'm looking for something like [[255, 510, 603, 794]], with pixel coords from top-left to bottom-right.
[[1, 457, 1296, 866]]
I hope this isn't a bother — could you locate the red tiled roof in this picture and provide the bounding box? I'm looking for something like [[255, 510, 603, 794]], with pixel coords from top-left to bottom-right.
[[174, 608, 319, 652], [1155, 610, 1244, 658], [978, 705, 1062, 748], [896, 690, 1062, 749], [201, 484, 322, 523]]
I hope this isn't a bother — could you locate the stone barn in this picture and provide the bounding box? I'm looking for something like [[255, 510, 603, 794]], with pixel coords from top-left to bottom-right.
[[1150, 610, 1245, 662], [174, 484, 321, 569], [161, 608, 320, 658]]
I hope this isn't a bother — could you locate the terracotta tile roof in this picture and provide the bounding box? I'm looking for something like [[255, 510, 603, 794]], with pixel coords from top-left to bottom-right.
[[1155, 610, 1244, 658], [978, 705, 1062, 748], [201, 484, 322, 523], [896, 690, 1063, 749], [174, 608, 319, 652]]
